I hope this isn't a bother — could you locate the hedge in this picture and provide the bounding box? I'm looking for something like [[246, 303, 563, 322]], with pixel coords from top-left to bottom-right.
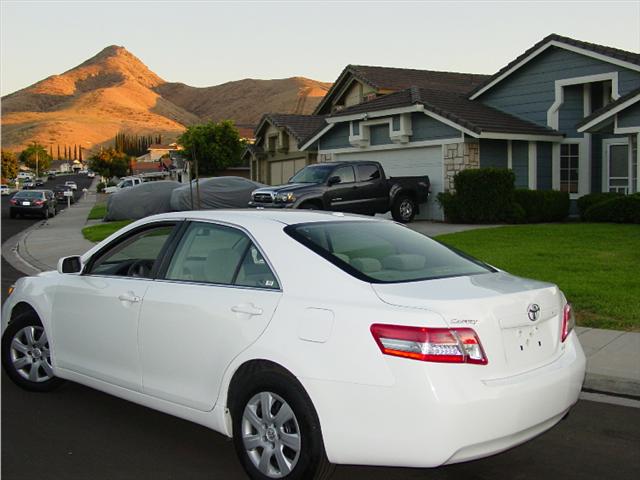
[[437, 168, 569, 224], [576, 192, 624, 220], [584, 193, 640, 224], [513, 189, 570, 222]]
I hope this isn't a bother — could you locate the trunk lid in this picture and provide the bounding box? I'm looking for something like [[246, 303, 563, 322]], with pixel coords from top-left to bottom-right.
[[372, 272, 565, 377]]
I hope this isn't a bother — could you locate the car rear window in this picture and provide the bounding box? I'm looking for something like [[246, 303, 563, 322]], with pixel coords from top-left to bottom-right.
[[285, 221, 492, 283], [14, 191, 45, 199]]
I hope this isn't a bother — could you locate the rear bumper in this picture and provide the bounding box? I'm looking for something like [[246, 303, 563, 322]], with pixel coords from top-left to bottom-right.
[[303, 332, 585, 467], [10, 206, 46, 215]]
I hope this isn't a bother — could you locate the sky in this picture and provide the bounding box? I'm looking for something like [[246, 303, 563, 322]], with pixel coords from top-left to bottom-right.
[[1, 1, 639, 96]]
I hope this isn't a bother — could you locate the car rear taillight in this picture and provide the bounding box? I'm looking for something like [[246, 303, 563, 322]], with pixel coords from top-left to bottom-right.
[[370, 324, 488, 365], [34, 200, 44, 205], [561, 303, 575, 342], [9, 199, 17, 204]]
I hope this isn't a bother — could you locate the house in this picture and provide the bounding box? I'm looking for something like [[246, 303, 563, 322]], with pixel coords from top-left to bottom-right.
[[243, 114, 327, 184], [276, 34, 639, 220], [136, 143, 181, 163]]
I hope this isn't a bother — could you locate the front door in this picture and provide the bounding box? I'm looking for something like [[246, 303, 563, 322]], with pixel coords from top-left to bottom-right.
[[138, 221, 282, 411], [325, 165, 360, 212], [51, 223, 176, 391], [607, 143, 630, 193]]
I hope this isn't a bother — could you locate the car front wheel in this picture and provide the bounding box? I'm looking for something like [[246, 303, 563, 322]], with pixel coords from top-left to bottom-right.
[[1, 313, 64, 392], [232, 369, 333, 480]]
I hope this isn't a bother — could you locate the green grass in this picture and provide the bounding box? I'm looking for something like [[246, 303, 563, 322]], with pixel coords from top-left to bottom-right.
[[436, 223, 640, 331], [87, 203, 107, 220], [82, 220, 132, 242]]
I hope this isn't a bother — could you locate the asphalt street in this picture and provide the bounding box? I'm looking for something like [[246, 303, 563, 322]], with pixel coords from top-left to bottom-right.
[[1, 176, 639, 479]]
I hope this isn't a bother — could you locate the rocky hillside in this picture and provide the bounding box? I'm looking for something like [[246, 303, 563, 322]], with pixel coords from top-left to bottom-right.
[[1, 45, 331, 153]]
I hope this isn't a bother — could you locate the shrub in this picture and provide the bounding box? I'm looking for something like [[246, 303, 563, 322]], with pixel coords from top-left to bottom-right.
[[96, 182, 106, 193], [449, 168, 517, 223], [514, 189, 570, 222], [437, 191, 463, 223], [576, 192, 624, 220], [584, 194, 640, 224]]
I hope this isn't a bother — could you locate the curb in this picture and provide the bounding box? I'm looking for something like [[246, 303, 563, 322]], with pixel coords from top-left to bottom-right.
[[2, 220, 48, 276]]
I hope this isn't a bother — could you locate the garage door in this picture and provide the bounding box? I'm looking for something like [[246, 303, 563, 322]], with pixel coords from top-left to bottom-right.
[[269, 158, 308, 185], [335, 146, 443, 220]]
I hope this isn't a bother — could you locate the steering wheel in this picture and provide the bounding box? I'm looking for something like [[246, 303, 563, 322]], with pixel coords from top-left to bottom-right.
[[126, 259, 154, 278]]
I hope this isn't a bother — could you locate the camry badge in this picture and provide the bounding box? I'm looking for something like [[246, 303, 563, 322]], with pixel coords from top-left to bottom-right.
[[527, 304, 541, 322]]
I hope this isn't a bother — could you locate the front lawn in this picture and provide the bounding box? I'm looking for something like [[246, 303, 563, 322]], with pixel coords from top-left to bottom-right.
[[82, 220, 132, 242], [436, 223, 640, 331], [87, 202, 107, 220]]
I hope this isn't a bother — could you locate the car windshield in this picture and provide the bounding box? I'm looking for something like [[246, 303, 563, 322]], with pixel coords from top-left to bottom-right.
[[288, 165, 335, 184], [14, 191, 44, 199], [285, 221, 493, 283]]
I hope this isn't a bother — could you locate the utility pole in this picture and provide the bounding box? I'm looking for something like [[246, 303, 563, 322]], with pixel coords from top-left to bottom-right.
[[193, 150, 201, 210]]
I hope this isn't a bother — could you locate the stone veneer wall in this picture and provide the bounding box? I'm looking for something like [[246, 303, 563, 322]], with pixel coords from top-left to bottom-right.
[[444, 141, 479, 191]]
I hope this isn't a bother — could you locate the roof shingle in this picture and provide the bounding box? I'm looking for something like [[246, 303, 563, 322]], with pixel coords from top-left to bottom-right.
[[256, 114, 328, 146]]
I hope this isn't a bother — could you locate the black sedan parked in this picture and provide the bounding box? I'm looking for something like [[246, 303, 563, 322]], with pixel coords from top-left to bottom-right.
[[9, 190, 57, 219], [54, 185, 76, 204]]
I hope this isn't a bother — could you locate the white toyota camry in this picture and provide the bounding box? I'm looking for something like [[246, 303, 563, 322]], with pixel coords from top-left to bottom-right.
[[2, 210, 586, 479]]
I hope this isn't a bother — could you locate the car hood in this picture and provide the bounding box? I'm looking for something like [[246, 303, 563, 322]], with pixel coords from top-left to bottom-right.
[[253, 183, 319, 195]]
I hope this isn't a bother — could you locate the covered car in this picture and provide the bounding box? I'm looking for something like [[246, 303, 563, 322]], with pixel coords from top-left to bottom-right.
[[105, 181, 182, 221], [170, 176, 264, 211]]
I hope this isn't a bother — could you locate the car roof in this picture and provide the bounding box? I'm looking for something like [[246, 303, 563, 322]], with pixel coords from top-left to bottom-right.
[[144, 209, 384, 227]]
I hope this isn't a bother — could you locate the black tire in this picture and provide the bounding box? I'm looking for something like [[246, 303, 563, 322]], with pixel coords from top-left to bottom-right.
[[1, 312, 64, 392], [43, 208, 49, 220], [231, 368, 334, 480], [391, 195, 416, 223]]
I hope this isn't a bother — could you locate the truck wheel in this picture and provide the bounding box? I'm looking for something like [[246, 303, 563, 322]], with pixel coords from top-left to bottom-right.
[[392, 195, 416, 223]]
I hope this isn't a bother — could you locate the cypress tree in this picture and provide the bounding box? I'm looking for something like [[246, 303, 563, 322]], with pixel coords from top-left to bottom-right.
[[57, 145, 61, 160], [74, 145, 77, 160]]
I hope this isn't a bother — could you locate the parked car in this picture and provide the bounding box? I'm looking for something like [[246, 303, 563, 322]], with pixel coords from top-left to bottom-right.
[[17, 172, 34, 180], [47, 172, 57, 180], [249, 161, 430, 223], [65, 181, 78, 191], [87, 170, 96, 178], [104, 176, 143, 194], [0, 184, 10, 196], [54, 186, 75, 204], [0, 210, 585, 479], [9, 190, 57, 219], [22, 181, 35, 190], [35, 178, 45, 187]]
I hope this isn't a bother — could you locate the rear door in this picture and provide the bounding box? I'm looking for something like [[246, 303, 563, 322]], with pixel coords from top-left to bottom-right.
[[355, 163, 388, 213], [138, 221, 282, 411]]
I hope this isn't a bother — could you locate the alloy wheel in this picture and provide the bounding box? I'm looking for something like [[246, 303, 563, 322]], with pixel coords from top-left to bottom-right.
[[400, 199, 413, 220], [241, 391, 302, 478], [9, 326, 54, 383]]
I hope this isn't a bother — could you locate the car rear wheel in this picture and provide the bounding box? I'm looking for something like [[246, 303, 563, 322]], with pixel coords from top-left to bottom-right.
[[232, 369, 333, 480], [1, 313, 64, 392], [391, 195, 416, 223]]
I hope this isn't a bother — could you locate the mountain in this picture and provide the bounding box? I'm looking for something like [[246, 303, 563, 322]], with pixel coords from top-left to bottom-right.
[[1, 46, 332, 153]]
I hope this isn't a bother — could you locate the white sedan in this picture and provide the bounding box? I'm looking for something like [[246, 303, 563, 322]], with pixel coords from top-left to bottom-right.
[[1, 210, 585, 479]]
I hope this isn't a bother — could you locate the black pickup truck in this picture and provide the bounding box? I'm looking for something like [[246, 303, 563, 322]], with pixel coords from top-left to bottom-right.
[[248, 161, 430, 223]]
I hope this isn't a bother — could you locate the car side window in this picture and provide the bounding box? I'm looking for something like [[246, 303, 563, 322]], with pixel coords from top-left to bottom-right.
[[356, 164, 381, 182], [333, 166, 355, 184], [164, 222, 279, 289], [87, 225, 175, 278]]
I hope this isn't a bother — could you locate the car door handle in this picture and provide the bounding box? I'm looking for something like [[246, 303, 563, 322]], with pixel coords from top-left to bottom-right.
[[231, 304, 263, 316], [118, 292, 141, 303]]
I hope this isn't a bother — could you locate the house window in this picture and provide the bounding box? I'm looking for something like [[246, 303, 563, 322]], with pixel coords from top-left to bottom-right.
[[560, 144, 579, 193], [267, 136, 277, 155]]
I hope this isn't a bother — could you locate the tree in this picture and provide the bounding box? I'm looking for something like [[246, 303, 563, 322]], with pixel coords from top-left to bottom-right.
[[57, 145, 61, 161], [79, 146, 83, 162], [1, 150, 19, 180], [19, 143, 51, 174], [88, 147, 131, 179], [178, 120, 244, 177]]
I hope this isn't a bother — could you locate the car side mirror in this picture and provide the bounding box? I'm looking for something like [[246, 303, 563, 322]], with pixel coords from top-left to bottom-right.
[[58, 256, 83, 274], [328, 176, 341, 186]]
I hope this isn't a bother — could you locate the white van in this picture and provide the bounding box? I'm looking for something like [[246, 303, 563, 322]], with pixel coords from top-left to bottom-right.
[[17, 172, 34, 180]]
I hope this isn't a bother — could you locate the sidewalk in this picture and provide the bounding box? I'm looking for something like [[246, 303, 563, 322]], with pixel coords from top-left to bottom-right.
[[2, 205, 639, 398]]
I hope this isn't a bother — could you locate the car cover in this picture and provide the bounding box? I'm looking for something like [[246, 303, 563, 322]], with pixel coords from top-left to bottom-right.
[[170, 176, 265, 211], [105, 180, 182, 220]]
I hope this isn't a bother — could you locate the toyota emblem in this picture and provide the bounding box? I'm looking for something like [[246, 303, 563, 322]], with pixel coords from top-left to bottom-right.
[[527, 304, 541, 322]]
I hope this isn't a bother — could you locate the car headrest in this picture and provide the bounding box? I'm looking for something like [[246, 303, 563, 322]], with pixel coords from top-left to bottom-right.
[[351, 257, 382, 273], [382, 254, 426, 271]]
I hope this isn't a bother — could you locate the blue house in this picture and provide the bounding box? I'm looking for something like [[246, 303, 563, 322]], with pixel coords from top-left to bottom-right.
[[291, 34, 640, 219]]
